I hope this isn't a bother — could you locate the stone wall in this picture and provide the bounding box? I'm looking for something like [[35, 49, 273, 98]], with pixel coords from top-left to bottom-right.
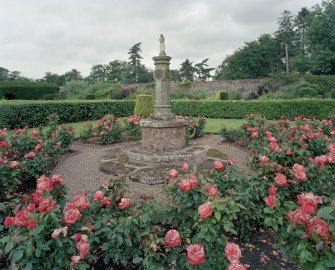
[[170, 79, 265, 94], [123, 79, 265, 95]]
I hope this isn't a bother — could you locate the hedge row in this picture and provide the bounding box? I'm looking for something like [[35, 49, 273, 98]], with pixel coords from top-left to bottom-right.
[[0, 100, 135, 128], [1, 99, 335, 128], [0, 81, 59, 100]]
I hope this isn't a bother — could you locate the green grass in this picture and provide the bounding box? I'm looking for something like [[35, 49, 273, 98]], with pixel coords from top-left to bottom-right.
[[204, 118, 245, 133]]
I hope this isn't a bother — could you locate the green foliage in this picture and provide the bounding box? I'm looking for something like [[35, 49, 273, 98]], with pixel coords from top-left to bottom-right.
[[178, 80, 191, 87], [171, 99, 335, 120], [179, 59, 195, 81], [304, 75, 335, 94], [331, 89, 335, 99], [228, 92, 240, 100], [0, 100, 135, 129], [220, 126, 248, 144], [264, 72, 300, 91], [280, 82, 320, 99], [43, 94, 56, 100], [134, 94, 154, 117], [219, 92, 229, 100], [85, 94, 95, 100], [0, 81, 58, 100]]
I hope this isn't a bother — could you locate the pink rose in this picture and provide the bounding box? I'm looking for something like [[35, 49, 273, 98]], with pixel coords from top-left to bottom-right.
[[0, 140, 8, 148], [297, 192, 322, 214], [227, 262, 248, 270], [31, 129, 39, 138], [102, 180, 110, 189], [27, 203, 36, 212], [258, 156, 270, 164], [268, 186, 277, 196], [251, 132, 259, 139], [100, 197, 112, 208], [198, 203, 213, 220], [227, 157, 236, 165], [165, 229, 182, 248], [8, 161, 19, 169], [293, 164, 307, 182], [307, 217, 330, 239], [168, 169, 179, 178], [14, 210, 29, 226], [52, 228, 62, 239], [76, 240, 90, 259], [63, 209, 82, 226], [93, 191, 105, 202], [207, 186, 218, 197], [27, 220, 37, 230], [38, 197, 57, 213], [189, 173, 198, 189], [24, 152, 36, 159], [264, 196, 276, 207], [213, 160, 224, 171], [274, 173, 287, 187], [182, 163, 189, 172], [314, 155, 328, 166], [71, 256, 81, 265], [4, 217, 15, 227], [225, 242, 242, 262], [178, 179, 191, 192], [286, 208, 310, 225], [186, 244, 205, 265], [51, 175, 64, 185], [119, 198, 131, 210]]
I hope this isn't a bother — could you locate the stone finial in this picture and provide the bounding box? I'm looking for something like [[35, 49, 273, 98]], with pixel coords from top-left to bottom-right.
[[159, 34, 166, 56]]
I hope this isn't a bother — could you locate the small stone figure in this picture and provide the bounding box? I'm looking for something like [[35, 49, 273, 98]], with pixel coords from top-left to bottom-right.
[[159, 34, 166, 56]]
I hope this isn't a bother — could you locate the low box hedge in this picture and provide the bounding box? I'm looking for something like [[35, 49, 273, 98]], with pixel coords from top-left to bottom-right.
[[1, 99, 335, 129], [0, 81, 59, 100], [0, 100, 135, 128]]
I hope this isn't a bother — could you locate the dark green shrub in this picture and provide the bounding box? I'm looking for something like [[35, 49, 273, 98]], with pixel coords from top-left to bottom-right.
[[0, 100, 135, 128], [43, 94, 56, 100], [220, 126, 248, 143], [85, 94, 96, 100], [219, 92, 229, 100], [330, 89, 335, 99], [134, 94, 154, 117], [265, 73, 300, 91], [0, 81, 58, 100], [178, 81, 191, 87], [228, 92, 240, 100], [304, 75, 335, 94]]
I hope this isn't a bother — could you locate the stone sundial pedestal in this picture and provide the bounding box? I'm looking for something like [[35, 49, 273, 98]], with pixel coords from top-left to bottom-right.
[[139, 34, 187, 151]]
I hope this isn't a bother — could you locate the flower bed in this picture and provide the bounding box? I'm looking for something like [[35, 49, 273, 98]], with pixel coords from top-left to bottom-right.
[[0, 114, 74, 197]]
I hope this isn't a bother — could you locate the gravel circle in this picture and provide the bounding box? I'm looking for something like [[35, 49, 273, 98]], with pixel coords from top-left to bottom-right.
[[51, 135, 249, 199]]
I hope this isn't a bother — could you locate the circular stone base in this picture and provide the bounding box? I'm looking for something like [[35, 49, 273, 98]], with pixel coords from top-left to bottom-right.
[[99, 142, 227, 185]]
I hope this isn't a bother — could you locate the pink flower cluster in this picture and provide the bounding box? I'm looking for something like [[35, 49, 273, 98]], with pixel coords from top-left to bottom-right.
[[63, 193, 89, 226], [225, 242, 249, 270], [264, 186, 277, 207], [70, 233, 90, 265]]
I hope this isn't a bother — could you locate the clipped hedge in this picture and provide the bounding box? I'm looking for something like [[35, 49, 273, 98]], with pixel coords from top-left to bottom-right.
[[171, 99, 335, 120], [0, 100, 135, 128], [0, 81, 59, 100], [134, 94, 154, 116], [1, 99, 335, 128]]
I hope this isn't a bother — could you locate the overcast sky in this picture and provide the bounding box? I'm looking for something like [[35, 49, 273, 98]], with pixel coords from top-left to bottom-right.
[[0, 0, 321, 79]]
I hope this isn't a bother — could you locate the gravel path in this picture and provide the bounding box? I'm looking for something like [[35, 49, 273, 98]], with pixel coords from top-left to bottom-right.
[[52, 135, 249, 199]]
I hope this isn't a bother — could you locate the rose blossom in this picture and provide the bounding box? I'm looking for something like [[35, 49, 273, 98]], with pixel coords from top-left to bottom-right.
[[268, 186, 277, 196], [178, 178, 191, 192], [297, 192, 323, 215], [264, 196, 276, 207], [98, 197, 111, 207], [63, 208, 82, 226], [24, 152, 36, 159], [251, 132, 259, 139], [186, 244, 205, 265], [14, 210, 29, 226], [71, 256, 81, 265], [274, 173, 287, 187], [293, 164, 307, 182], [307, 217, 330, 239], [102, 180, 109, 189], [52, 228, 62, 239], [182, 162, 189, 172], [0, 140, 8, 148], [38, 197, 57, 213], [227, 262, 248, 270], [27, 220, 37, 230], [4, 217, 15, 227], [51, 175, 64, 185], [198, 203, 213, 220], [258, 156, 269, 164], [207, 186, 218, 197], [168, 169, 179, 178], [189, 173, 198, 189], [66, 193, 89, 211], [327, 143, 335, 153], [27, 203, 36, 212], [225, 242, 242, 262], [286, 208, 310, 225], [228, 157, 236, 165], [31, 129, 39, 137], [37, 175, 54, 193], [71, 233, 81, 242], [8, 161, 19, 169], [93, 191, 105, 202], [165, 229, 182, 248], [213, 160, 224, 171], [76, 240, 90, 259], [119, 198, 131, 210]]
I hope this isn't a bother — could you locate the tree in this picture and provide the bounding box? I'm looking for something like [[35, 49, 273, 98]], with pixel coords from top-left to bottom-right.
[[170, 69, 181, 82], [194, 58, 214, 81], [88, 64, 107, 82], [8, 71, 25, 81], [63, 69, 82, 83], [43, 72, 65, 86], [127, 42, 144, 83], [307, 0, 335, 74], [179, 59, 195, 81], [0, 67, 9, 81]]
